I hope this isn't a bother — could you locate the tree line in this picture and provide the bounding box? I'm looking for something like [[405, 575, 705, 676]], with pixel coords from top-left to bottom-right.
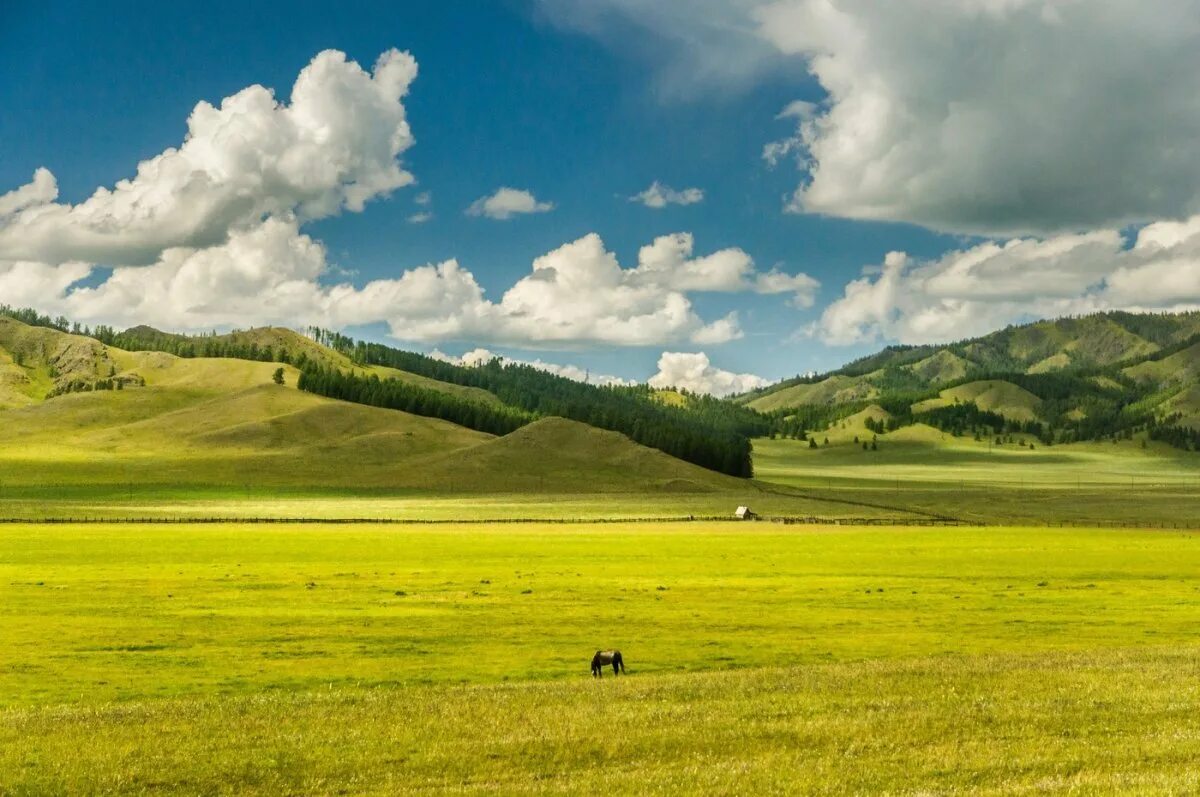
[[297, 366, 533, 436], [306, 328, 757, 476]]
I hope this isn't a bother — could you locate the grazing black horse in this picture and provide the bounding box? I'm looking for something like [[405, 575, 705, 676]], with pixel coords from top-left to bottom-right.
[[591, 650, 625, 677]]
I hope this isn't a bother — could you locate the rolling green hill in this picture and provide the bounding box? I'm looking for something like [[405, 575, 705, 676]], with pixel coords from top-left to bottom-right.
[[912, 380, 1043, 423], [744, 311, 1200, 452], [0, 314, 758, 495]]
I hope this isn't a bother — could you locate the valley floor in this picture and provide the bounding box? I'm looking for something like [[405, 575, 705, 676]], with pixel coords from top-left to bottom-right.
[[2, 521, 1199, 793]]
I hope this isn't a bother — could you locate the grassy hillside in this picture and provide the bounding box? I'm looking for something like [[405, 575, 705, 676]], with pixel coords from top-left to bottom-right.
[[913, 379, 1043, 422], [0, 317, 763, 496], [410, 417, 744, 493], [747, 374, 876, 413], [745, 311, 1200, 414], [0, 317, 121, 406], [744, 311, 1200, 454]]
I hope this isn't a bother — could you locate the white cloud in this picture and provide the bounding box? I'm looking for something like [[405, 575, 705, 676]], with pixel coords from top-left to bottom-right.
[[15, 223, 804, 348], [546, 0, 1200, 236], [0, 47, 810, 352], [0, 49, 417, 266], [414, 191, 432, 206], [816, 218, 1200, 346], [0, 168, 58, 216], [407, 211, 433, 224], [648, 351, 769, 397], [630, 181, 705, 209], [466, 187, 554, 220], [753, 0, 1200, 234], [430, 348, 634, 386]]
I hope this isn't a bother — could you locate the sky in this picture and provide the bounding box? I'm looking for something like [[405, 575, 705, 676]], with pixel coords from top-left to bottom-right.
[[2, 1, 1200, 395]]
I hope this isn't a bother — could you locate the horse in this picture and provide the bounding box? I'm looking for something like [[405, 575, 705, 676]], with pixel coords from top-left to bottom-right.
[[591, 650, 625, 677]]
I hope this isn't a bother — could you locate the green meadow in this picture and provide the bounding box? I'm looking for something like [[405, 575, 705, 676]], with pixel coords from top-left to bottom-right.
[[3, 317, 1200, 793], [3, 521, 1200, 793]]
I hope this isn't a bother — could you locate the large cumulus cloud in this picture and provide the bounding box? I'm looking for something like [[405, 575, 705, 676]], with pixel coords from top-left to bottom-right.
[[545, 0, 1200, 236], [9, 224, 814, 347], [648, 351, 769, 397], [816, 217, 1200, 346], [0, 48, 814, 350], [0, 48, 418, 266]]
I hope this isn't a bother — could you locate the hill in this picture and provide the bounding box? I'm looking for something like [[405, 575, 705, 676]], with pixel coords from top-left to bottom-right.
[[744, 311, 1200, 452], [408, 417, 741, 493], [912, 380, 1042, 423], [0, 313, 763, 494], [0, 317, 122, 407]]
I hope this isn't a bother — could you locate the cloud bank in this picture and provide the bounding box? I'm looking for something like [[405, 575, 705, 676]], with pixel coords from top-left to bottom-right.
[[648, 351, 769, 397], [816, 218, 1200, 346], [0, 49, 815, 352], [547, 0, 1200, 237]]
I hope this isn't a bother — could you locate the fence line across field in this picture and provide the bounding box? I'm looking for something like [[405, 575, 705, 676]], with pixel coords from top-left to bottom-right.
[[0, 515, 1195, 530]]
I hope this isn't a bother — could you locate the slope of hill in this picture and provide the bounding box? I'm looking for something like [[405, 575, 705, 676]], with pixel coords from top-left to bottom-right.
[[1123, 340, 1200, 386], [747, 375, 877, 413], [905, 349, 972, 383], [0, 314, 763, 493], [408, 417, 740, 493], [746, 311, 1200, 415], [112, 324, 505, 407], [751, 312, 1200, 453], [913, 380, 1043, 423], [0, 317, 122, 407]]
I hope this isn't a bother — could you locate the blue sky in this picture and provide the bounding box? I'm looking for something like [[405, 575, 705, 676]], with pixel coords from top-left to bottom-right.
[[2, 1, 1199, 393]]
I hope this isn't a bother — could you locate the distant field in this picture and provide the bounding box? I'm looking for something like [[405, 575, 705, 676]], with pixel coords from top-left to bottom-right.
[[753, 434, 1200, 524], [0, 489, 919, 522], [2, 522, 1199, 793]]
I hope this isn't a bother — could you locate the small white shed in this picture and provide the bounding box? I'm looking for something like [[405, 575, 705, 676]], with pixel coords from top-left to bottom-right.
[[735, 506, 756, 520]]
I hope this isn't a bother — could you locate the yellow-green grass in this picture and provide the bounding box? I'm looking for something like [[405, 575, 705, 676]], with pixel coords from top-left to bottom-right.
[[905, 348, 972, 382], [912, 379, 1043, 422], [5, 648, 1199, 795], [0, 362, 756, 497], [3, 523, 1200, 793], [3, 522, 1198, 706], [650, 388, 689, 407], [0, 490, 915, 523], [753, 435, 1200, 524], [813, 403, 892, 445], [744, 373, 876, 412], [755, 431, 1200, 487], [1124, 340, 1200, 385]]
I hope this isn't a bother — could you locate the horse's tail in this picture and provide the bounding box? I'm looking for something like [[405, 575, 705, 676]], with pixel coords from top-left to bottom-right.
[[617, 652, 625, 673]]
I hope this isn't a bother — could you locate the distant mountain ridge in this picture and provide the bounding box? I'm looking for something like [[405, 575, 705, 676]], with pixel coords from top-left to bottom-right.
[[740, 311, 1200, 450]]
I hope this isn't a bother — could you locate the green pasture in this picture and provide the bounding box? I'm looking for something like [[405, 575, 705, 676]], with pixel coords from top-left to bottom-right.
[[753, 434, 1200, 524], [2, 521, 1199, 793], [3, 522, 1198, 704], [4, 648, 1197, 794]]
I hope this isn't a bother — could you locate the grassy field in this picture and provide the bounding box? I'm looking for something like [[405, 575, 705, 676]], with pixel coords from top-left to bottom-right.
[[5, 648, 1198, 795], [753, 434, 1200, 524], [3, 522, 1200, 793]]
